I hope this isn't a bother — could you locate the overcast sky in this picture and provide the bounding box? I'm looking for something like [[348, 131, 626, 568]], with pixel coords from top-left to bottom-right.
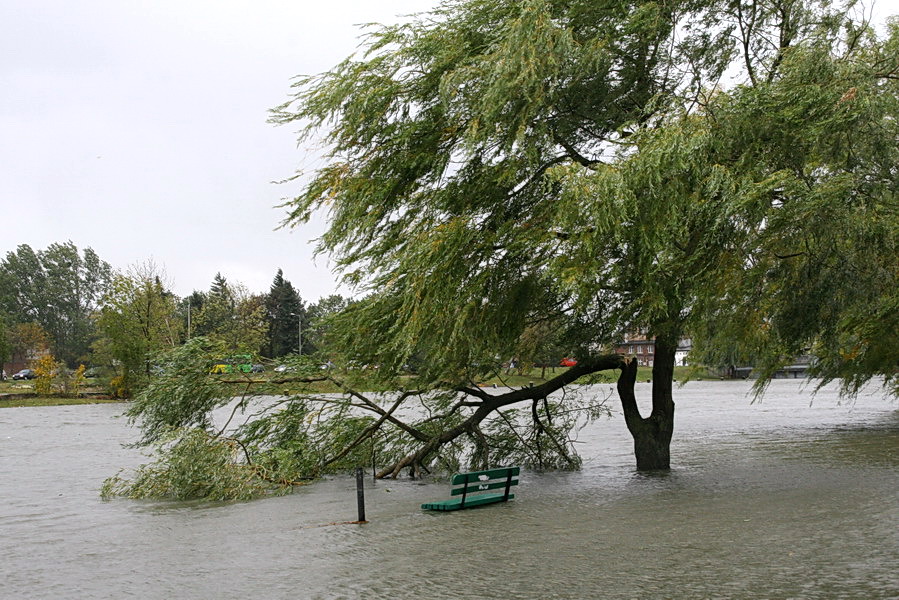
[[3, 1, 894, 303], [1, 0, 437, 302]]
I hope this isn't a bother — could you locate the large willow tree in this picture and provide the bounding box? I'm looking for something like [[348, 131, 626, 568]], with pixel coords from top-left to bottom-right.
[[269, 0, 897, 470], [110, 0, 897, 501]]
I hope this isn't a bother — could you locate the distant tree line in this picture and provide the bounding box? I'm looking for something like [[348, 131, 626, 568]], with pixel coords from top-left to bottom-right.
[[0, 242, 348, 396]]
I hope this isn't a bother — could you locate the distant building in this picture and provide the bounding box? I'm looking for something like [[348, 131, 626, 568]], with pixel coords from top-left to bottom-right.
[[727, 355, 814, 379], [614, 335, 692, 367], [675, 338, 692, 366], [3, 347, 51, 379], [615, 334, 655, 367]]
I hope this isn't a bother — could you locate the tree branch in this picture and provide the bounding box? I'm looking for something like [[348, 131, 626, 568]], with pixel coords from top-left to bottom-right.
[[327, 376, 430, 442], [377, 354, 626, 478], [321, 390, 415, 467]]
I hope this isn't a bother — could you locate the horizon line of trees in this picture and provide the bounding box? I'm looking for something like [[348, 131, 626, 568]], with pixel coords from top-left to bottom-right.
[[0, 242, 349, 395]]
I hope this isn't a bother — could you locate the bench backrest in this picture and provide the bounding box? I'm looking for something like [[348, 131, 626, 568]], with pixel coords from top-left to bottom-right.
[[450, 467, 519, 507]]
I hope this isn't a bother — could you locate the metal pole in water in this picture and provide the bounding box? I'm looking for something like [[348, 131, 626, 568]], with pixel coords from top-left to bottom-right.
[[355, 467, 366, 523]]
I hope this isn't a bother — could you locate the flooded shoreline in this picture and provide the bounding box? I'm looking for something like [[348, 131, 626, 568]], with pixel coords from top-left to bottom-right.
[[1, 380, 897, 599]]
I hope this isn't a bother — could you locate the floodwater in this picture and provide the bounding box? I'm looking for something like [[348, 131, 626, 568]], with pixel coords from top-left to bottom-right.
[[1, 380, 897, 599]]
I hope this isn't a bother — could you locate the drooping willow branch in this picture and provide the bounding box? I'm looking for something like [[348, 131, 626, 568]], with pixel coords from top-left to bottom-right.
[[376, 354, 627, 478], [321, 390, 418, 468]]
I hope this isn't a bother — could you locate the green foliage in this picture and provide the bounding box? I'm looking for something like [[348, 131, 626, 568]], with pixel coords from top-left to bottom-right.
[[0, 242, 112, 366], [304, 294, 350, 357], [191, 274, 267, 354], [112, 334, 615, 498], [263, 268, 305, 358], [107, 1, 898, 500], [679, 24, 899, 396], [273, 0, 899, 400], [101, 427, 285, 502], [238, 400, 320, 478], [125, 337, 236, 445], [0, 314, 10, 367], [93, 264, 181, 397], [479, 390, 611, 471], [271, 0, 751, 383]]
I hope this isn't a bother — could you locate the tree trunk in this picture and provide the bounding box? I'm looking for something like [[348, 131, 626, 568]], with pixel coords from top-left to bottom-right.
[[616, 337, 677, 471]]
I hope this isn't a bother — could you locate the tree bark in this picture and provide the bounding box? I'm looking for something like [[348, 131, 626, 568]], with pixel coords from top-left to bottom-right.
[[617, 337, 677, 471]]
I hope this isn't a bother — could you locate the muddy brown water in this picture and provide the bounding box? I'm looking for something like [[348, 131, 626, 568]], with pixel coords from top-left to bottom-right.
[[1, 379, 897, 599]]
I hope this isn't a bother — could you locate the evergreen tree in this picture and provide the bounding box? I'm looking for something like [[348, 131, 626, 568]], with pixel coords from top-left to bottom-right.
[[193, 274, 266, 353], [264, 269, 305, 358], [193, 273, 233, 339]]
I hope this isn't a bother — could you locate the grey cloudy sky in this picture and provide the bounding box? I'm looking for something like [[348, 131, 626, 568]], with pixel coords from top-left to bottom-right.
[[3, 1, 894, 303], [1, 0, 436, 302]]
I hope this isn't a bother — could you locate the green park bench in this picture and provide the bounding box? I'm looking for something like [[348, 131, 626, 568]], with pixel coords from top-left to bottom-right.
[[421, 466, 520, 511]]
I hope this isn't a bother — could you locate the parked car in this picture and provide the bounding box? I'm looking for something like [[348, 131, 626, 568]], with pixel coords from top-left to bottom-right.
[[12, 369, 36, 380], [559, 358, 578, 367], [250, 364, 264, 373]]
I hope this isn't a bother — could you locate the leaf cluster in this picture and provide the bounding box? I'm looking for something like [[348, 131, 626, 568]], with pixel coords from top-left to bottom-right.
[[101, 427, 282, 502]]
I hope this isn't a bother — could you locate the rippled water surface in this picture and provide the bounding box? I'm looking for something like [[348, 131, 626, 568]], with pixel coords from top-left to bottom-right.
[[2, 380, 897, 599]]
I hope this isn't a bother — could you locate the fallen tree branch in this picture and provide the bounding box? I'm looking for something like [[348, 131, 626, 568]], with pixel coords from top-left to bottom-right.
[[321, 390, 415, 468], [376, 354, 627, 478]]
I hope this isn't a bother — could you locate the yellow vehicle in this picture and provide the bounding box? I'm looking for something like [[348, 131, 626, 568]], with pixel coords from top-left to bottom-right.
[[210, 361, 232, 374]]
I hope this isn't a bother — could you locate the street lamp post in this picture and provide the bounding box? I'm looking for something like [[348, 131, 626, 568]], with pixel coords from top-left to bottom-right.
[[289, 312, 302, 355]]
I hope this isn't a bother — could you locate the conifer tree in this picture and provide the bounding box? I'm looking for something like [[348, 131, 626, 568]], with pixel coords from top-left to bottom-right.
[[264, 269, 305, 358]]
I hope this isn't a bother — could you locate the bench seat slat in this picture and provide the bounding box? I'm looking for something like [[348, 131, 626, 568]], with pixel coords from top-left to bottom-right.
[[421, 493, 515, 511]]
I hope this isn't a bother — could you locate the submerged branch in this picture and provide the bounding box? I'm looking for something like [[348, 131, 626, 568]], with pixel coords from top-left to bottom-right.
[[327, 376, 430, 442], [375, 354, 626, 478], [321, 390, 415, 468]]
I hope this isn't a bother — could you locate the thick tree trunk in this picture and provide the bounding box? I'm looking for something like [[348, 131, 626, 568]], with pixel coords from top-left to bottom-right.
[[616, 337, 677, 471]]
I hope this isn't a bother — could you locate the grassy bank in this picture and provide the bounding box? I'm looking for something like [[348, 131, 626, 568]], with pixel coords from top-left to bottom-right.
[[0, 380, 120, 408], [0, 395, 125, 408], [1, 364, 722, 408], [477, 365, 719, 387]]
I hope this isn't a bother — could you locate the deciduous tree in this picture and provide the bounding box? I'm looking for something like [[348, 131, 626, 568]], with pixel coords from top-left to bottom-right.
[[94, 262, 182, 396], [193, 274, 267, 354], [304, 294, 349, 356], [271, 0, 897, 470], [6, 322, 50, 368], [0, 242, 112, 366], [0, 315, 10, 371]]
